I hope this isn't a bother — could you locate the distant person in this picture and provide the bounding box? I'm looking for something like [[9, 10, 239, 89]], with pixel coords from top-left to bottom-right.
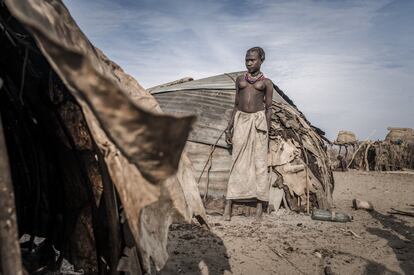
[[337, 155, 348, 172], [223, 47, 273, 221]]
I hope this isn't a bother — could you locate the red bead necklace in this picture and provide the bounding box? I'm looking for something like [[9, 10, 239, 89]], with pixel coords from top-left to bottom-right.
[[245, 72, 264, 84]]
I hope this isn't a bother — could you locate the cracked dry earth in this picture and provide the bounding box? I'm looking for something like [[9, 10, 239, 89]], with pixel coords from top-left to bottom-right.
[[159, 171, 414, 275]]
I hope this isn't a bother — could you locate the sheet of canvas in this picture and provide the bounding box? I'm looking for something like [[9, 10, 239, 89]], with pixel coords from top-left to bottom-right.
[[226, 110, 270, 201]]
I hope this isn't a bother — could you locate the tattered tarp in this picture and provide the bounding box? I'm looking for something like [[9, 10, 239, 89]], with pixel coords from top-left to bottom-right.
[[5, 0, 206, 272]]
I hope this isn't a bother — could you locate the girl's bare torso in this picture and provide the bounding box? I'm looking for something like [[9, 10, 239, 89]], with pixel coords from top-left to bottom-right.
[[237, 78, 267, 113]]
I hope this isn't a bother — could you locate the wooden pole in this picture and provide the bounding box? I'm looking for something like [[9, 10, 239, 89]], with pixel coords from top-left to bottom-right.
[[97, 151, 121, 275], [295, 132, 311, 214], [303, 151, 310, 214], [196, 129, 224, 185], [347, 130, 377, 169], [0, 112, 24, 275], [364, 142, 373, 171], [203, 146, 213, 201]]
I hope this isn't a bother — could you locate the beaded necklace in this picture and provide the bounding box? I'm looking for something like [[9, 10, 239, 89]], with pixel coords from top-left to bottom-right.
[[245, 72, 264, 84]]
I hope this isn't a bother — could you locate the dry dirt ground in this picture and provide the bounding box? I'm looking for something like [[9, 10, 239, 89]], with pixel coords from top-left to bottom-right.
[[159, 171, 414, 275]]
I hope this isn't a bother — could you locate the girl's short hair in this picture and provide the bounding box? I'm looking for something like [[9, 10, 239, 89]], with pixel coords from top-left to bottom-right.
[[247, 47, 265, 61]]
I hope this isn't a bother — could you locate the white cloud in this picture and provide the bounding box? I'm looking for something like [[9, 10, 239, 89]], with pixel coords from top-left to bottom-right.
[[64, 0, 414, 140]]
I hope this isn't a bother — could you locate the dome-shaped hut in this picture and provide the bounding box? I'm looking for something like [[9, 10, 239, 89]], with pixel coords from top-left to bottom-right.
[[385, 127, 414, 144], [150, 72, 334, 211], [334, 130, 357, 146], [349, 127, 414, 171]]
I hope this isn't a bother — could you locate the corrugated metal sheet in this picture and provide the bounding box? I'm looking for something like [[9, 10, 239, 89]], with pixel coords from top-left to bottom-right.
[[154, 89, 234, 147], [185, 142, 231, 197], [148, 72, 240, 93], [149, 72, 288, 104]]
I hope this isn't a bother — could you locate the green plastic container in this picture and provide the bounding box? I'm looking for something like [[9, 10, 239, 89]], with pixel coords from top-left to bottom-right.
[[311, 209, 352, 223]]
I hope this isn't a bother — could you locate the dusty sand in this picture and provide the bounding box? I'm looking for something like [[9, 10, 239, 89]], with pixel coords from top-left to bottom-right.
[[159, 171, 414, 275]]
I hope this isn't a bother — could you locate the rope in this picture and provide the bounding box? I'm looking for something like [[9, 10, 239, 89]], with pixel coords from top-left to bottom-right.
[[224, 73, 237, 84]]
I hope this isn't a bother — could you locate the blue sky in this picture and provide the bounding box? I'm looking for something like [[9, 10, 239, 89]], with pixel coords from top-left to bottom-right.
[[64, 0, 414, 140]]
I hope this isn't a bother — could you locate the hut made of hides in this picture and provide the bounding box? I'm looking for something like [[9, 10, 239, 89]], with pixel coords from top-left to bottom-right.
[[149, 72, 334, 213], [0, 1, 207, 274], [334, 130, 357, 146], [348, 127, 414, 171]]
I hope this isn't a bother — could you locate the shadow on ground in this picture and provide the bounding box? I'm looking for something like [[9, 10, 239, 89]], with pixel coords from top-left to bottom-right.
[[363, 260, 399, 275], [158, 223, 231, 275], [366, 210, 414, 275]]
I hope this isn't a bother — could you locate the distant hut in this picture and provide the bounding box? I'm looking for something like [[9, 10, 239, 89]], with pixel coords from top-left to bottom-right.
[[334, 131, 357, 146], [330, 130, 358, 171], [150, 72, 334, 212], [334, 130, 357, 157], [349, 127, 414, 171], [385, 127, 414, 144]]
